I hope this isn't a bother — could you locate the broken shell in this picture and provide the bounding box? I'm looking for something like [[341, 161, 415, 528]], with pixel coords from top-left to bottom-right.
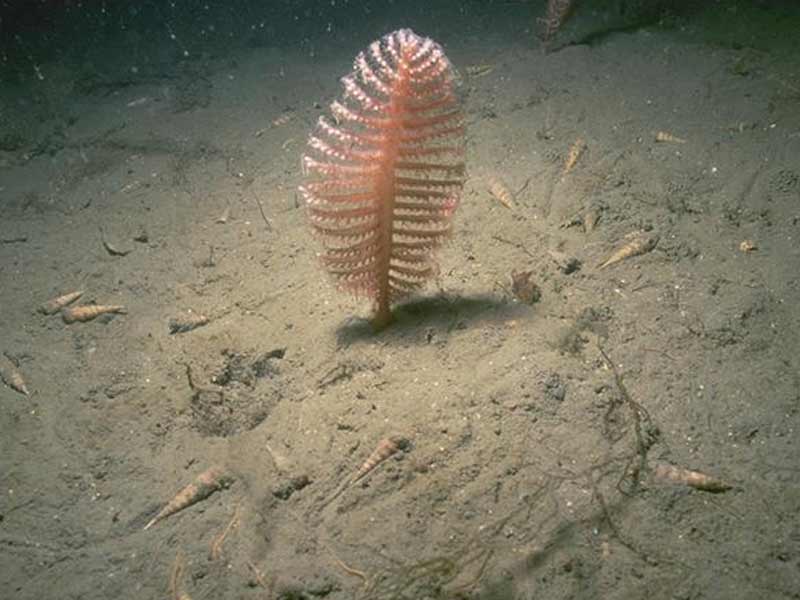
[[561, 137, 586, 177], [168, 313, 210, 334], [464, 64, 494, 78], [654, 131, 686, 144], [271, 112, 294, 127], [511, 270, 542, 304], [583, 209, 600, 233], [739, 240, 757, 252]]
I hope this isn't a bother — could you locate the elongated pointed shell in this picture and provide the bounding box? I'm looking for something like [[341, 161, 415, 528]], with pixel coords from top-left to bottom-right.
[[144, 466, 231, 530], [354, 435, 411, 482], [0, 355, 29, 396], [39, 290, 84, 315], [598, 232, 658, 269], [62, 304, 126, 324]]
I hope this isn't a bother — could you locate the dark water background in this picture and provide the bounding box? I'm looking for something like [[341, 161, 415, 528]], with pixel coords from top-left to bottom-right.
[[1, 0, 751, 85]]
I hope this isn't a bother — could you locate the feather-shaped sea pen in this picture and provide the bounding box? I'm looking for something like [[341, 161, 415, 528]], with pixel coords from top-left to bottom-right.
[[300, 29, 466, 330]]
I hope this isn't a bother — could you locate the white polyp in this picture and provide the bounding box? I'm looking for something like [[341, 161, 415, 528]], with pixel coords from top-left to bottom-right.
[[411, 38, 433, 63], [412, 48, 444, 79], [370, 41, 396, 82], [433, 59, 451, 82], [318, 117, 355, 144], [384, 32, 402, 66], [342, 75, 382, 112], [297, 185, 314, 203], [308, 136, 350, 162], [355, 54, 390, 96], [330, 100, 363, 124]]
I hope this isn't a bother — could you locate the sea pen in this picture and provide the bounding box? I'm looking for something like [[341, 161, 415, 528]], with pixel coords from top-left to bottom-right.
[[300, 29, 466, 330]]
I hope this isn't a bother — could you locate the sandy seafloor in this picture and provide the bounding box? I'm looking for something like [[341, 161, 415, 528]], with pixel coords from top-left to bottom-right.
[[1, 1, 799, 599]]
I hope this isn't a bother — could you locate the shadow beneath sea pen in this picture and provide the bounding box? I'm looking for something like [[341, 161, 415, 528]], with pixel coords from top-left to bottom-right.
[[334, 292, 536, 346]]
